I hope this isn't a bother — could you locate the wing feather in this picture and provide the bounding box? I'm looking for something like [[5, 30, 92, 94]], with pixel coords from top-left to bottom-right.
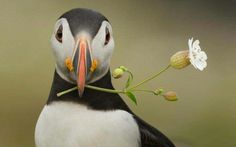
[[134, 116, 175, 147]]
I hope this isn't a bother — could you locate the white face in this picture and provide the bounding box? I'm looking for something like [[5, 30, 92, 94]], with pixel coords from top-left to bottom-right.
[[51, 18, 115, 84]]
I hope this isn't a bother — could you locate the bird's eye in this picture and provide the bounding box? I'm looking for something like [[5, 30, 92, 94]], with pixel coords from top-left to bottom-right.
[[56, 25, 63, 43], [104, 27, 110, 45]]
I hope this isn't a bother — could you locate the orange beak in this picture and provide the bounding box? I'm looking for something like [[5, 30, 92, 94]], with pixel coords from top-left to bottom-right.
[[72, 38, 91, 97]]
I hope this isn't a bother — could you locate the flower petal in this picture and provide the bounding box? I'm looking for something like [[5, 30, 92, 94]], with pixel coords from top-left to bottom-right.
[[188, 38, 207, 71], [190, 58, 198, 69], [198, 51, 207, 60], [188, 38, 193, 51], [195, 60, 204, 71], [201, 61, 207, 69], [193, 40, 201, 52], [197, 59, 207, 71]]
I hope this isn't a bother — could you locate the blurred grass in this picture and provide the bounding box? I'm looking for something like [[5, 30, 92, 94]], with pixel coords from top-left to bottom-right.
[[0, 0, 236, 146]]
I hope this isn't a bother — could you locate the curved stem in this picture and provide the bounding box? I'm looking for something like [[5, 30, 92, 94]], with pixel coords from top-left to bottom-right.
[[124, 70, 134, 88], [126, 70, 134, 79], [128, 64, 171, 90]]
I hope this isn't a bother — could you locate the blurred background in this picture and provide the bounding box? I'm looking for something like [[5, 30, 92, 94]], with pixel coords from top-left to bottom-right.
[[0, 0, 235, 146]]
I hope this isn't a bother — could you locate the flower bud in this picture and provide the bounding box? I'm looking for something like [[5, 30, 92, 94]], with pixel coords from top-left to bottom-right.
[[163, 91, 178, 101], [154, 88, 164, 95], [112, 68, 124, 79], [170, 50, 190, 69]]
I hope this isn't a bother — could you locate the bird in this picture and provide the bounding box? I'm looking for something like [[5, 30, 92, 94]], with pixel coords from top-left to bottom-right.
[[35, 8, 175, 147]]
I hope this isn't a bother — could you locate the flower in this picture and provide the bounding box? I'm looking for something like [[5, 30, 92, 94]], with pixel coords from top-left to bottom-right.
[[188, 38, 207, 71], [170, 38, 208, 71], [170, 50, 190, 69]]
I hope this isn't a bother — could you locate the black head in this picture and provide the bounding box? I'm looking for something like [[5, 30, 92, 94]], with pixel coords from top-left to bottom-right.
[[51, 8, 115, 96], [59, 8, 108, 38]]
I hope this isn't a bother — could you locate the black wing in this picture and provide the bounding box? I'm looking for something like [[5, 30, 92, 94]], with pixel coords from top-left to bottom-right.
[[134, 116, 175, 147]]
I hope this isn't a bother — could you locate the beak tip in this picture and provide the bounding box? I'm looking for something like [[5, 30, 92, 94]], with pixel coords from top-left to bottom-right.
[[78, 88, 85, 97], [78, 92, 83, 97]]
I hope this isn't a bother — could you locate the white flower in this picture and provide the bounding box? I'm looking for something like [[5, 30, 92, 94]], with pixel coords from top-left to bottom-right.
[[188, 38, 207, 71]]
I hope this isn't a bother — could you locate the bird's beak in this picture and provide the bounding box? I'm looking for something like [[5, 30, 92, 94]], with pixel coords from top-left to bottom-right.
[[72, 38, 92, 97]]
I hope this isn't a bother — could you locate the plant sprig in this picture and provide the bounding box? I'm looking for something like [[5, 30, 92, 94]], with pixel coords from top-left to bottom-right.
[[57, 38, 208, 105], [57, 64, 176, 105]]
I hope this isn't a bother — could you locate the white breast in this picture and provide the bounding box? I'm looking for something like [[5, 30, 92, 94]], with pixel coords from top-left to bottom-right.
[[35, 102, 140, 147]]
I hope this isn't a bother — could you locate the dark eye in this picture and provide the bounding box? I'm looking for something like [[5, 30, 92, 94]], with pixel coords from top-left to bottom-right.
[[56, 25, 63, 43], [104, 27, 110, 45]]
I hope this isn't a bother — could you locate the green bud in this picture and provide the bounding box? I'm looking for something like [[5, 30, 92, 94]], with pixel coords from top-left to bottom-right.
[[154, 88, 164, 95], [163, 91, 178, 101], [112, 68, 124, 79]]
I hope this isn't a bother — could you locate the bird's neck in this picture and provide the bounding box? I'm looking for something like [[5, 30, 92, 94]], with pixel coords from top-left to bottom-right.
[[47, 70, 129, 111]]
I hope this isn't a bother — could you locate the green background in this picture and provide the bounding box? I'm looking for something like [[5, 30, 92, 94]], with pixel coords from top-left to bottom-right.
[[0, 0, 235, 146]]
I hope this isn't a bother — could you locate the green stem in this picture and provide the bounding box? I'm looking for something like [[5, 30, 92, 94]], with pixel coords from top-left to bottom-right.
[[85, 85, 124, 94], [130, 89, 155, 94], [57, 85, 125, 97], [57, 87, 78, 97], [124, 70, 134, 88], [57, 65, 171, 97], [128, 64, 171, 90], [126, 70, 134, 79]]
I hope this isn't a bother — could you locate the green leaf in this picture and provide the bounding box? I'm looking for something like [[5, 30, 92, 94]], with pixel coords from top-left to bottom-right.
[[126, 91, 137, 105]]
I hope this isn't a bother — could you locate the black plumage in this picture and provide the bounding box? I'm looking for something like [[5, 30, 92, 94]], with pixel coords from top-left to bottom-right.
[[59, 8, 108, 38]]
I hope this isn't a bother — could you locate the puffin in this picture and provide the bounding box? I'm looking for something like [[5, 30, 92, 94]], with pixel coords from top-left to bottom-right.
[[35, 8, 175, 147]]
